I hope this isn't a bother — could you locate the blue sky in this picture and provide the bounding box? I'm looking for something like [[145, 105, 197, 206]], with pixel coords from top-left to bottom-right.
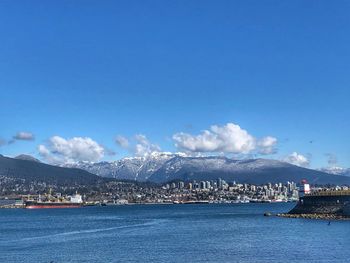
[[0, 1, 349, 168]]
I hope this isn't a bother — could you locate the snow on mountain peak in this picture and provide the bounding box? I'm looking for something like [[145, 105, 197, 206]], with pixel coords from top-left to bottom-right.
[[63, 155, 349, 184]]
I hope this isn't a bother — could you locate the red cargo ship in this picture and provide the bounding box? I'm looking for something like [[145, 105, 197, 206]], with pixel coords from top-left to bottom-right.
[[25, 194, 83, 209], [25, 201, 82, 209]]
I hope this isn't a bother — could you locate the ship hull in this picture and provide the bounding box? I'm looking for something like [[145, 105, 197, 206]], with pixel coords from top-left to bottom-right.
[[25, 202, 82, 209]]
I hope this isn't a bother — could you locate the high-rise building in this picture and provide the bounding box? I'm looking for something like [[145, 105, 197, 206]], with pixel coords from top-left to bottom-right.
[[188, 183, 193, 190], [179, 181, 184, 189], [206, 181, 211, 189], [217, 178, 223, 189]]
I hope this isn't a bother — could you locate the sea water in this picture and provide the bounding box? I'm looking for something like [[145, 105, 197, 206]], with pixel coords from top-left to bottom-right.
[[0, 203, 349, 263]]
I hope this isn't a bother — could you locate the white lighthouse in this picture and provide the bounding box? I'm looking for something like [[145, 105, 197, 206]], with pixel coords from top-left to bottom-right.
[[299, 179, 310, 197]]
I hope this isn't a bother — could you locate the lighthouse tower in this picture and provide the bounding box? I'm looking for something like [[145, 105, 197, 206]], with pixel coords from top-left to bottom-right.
[[299, 179, 310, 197]]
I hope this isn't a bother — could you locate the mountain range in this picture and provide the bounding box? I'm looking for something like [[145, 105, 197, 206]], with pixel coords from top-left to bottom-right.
[[65, 152, 350, 185], [0, 154, 100, 186], [1, 153, 349, 186]]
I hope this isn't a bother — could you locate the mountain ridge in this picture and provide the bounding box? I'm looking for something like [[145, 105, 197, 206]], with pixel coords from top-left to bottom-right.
[[15, 154, 41, 163], [2, 153, 349, 185], [65, 153, 350, 185], [0, 154, 101, 186]]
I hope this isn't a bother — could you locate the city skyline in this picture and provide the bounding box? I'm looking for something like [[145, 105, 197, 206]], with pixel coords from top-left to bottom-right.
[[1, 1, 349, 169]]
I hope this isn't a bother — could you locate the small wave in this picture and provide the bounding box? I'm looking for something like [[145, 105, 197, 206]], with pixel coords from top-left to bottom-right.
[[5, 219, 168, 243], [85, 215, 124, 221]]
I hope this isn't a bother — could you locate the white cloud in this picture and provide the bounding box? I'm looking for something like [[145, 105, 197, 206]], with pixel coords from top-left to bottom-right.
[[114, 134, 161, 157], [38, 136, 104, 164], [282, 152, 310, 167], [13, 132, 35, 141], [115, 135, 129, 149], [173, 123, 277, 155], [134, 134, 161, 157], [257, 136, 278, 154]]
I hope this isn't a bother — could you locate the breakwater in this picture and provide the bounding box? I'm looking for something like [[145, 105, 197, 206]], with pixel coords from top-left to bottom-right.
[[277, 213, 350, 220], [282, 191, 350, 219]]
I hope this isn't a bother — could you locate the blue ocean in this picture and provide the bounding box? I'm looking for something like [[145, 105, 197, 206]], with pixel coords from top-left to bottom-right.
[[1, 203, 349, 263]]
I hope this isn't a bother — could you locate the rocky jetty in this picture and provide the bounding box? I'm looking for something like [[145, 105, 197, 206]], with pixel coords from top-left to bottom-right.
[[277, 213, 350, 220], [288, 203, 346, 215], [280, 192, 350, 220]]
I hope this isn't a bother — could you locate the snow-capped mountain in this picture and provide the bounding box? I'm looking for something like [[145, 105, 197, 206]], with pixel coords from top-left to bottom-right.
[[65, 152, 176, 181], [148, 157, 289, 183], [64, 153, 350, 185], [319, 167, 350, 177]]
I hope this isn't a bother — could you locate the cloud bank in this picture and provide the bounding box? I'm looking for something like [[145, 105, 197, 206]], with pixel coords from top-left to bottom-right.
[[173, 123, 277, 155], [38, 136, 104, 164], [282, 152, 310, 167]]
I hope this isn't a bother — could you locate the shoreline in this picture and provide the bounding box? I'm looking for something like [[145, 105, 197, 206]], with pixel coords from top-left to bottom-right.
[[0, 201, 295, 209]]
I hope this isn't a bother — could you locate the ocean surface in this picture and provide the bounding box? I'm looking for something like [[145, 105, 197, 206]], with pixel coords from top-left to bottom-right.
[[1, 203, 350, 263]]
